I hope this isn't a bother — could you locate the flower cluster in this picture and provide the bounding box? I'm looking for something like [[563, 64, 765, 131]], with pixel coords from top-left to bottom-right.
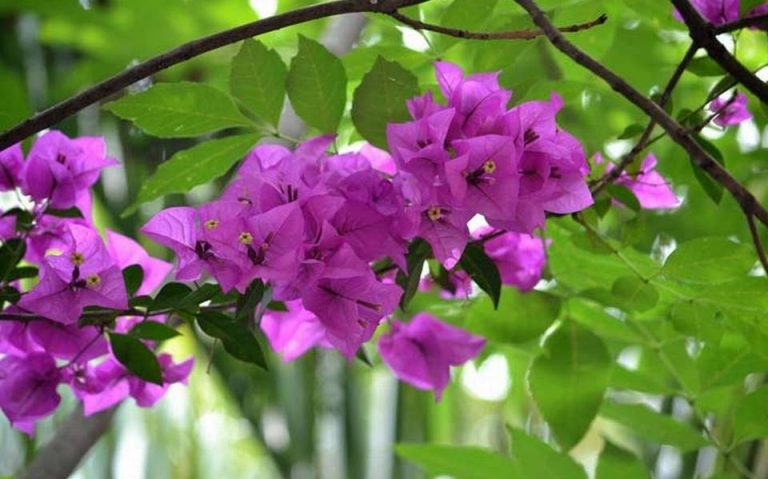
[[0, 131, 192, 434], [673, 0, 768, 26]]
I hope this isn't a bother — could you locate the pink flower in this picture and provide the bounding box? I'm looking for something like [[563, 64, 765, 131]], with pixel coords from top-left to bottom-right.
[[0, 143, 24, 191], [477, 228, 547, 291], [378, 313, 485, 400], [261, 300, 332, 361], [709, 91, 752, 127], [0, 353, 62, 434], [596, 153, 679, 210], [673, 0, 740, 25]]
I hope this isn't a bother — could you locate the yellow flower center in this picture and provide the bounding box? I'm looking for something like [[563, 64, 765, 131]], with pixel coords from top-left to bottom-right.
[[85, 274, 101, 288], [483, 160, 497, 174], [204, 219, 220, 230], [71, 252, 85, 266], [239, 232, 254, 245], [427, 206, 443, 221]]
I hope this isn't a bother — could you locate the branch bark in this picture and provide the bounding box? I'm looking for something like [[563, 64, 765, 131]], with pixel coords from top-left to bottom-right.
[[0, 0, 427, 151], [671, 0, 768, 104], [513, 0, 768, 277]]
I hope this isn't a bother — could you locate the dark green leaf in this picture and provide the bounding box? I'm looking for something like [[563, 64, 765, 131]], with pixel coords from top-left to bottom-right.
[[396, 238, 431, 309], [351, 56, 419, 148], [396, 443, 520, 479], [129, 295, 153, 308], [0, 239, 25, 281], [130, 321, 181, 342], [149, 282, 193, 313], [529, 321, 612, 450], [690, 135, 725, 204], [197, 311, 267, 368], [108, 333, 163, 385], [465, 288, 560, 344], [0, 286, 20, 306], [235, 279, 265, 323], [7, 266, 38, 281], [610, 276, 658, 312], [105, 82, 253, 137], [617, 124, 646, 140], [46, 207, 84, 218], [124, 134, 259, 216], [596, 442, 651, 479], [733, 386, 768, 444], [122, 264, 144, 297], [178, 283, 222, 312], [229, 39, 287, 126], [663, 237, 754, 284], [459, 243, 501, 308], [286, 35, 347, 132], [607, 184, 641, 211]]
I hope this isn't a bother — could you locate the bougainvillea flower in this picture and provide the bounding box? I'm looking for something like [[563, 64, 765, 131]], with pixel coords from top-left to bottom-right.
[[0, 143, 24, 191], [27, 320, 108, 362], [709, 91, 752, 127], [0, 352, 62, 434], [747, 3, 768, 29], [617, 154, 680, 209], [19, 224, 128, 324], [476, 227, 547, 291], [378, 313, 485, 400], [71, 353, 193, 416], [419, 269, 473, 298], [21, 130, 117, 209], [105, 229, 172, 295], [261, 300, 332, 361], [673, 0, 739, 25], [386, 108, 455, 180]]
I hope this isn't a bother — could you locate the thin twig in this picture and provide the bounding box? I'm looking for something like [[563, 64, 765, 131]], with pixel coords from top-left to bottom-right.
[[0, 301, 236, 323], [715, 12, 768, 34], [591, 43, 698, 195], [0, 0, 429, 151], [671, 0, 768, 103], [388, 10, 607, 41]]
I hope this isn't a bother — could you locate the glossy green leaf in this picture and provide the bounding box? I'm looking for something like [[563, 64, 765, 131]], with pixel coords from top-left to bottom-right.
[[124, 134, 259, 216], [351, 56, 419, 149], [396, 444, 520, 479], [122, 264, 144, 297], [529, 321, 612, 450], [149, 282, 193, 313], [610, 276, 658, 312], [459, 243, 502, 308], [229, 39, 287, 127], [465, 288, 560, 344], [508, 428, 587, 479], [178, 283, 222, 312], [130, 321, 181, 342], [197, 311, 267, 368], [600, 402, 709, 451], [105, 82, 253, 137], [108, 332, 163, 385], [663, 237, 754, 284], [235, 279, 265, 323], [595, 442, 651, 479], [396, 238, 432, 309], [286, 35, 347, 132]]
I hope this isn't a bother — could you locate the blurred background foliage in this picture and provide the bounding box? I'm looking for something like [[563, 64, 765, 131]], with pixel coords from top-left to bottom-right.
[[1, 0, 768, 478]]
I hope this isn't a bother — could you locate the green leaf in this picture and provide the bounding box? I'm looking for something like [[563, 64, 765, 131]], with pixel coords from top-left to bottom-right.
[[46, 207, 84, 218], [436, 0, 499, 52], [701, 277, 768, 313], [596, 442, 651, 479], [229, 39, 287, 127], [0, 239, 25, 281], [124, 134, 258, 216], [686, 56, 725, 77], [396, 444, 520, 479], [286, 35, 347, 132], [396, 238, 431, 309], [235, 279, 265, 323], [617, 124, 646, 139], [105, 82, 253, 137], [600, 402, 709, 451], [7, 266, 38, 281], [529, 321, 612, 450], [607, 184, 640, 211], [610, 276, 658, 312], [351, 56, 419, 149], [108, 333, 163, 385], [459, 243, 502, 308], [690, 135, 725, 204], [129, 321, 181, 342], [663, 237, 754, 284], [197, 311, 267, 368], [0, 286, 20, 306], [670, 301, 723, 343], [149, 282, 193, 313], [122, 264, 144, 297], [508, 428, 587, 479], [733, 386, 768, 445], [465, 288, 560, 344], [178, 283, 222, 312]]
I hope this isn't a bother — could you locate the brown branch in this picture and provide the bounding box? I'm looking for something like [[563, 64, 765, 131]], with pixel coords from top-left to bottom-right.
[[715, 12, 768, 34], [388, 10, 607, 41], [0, 301, 236, 323], [591, 43, 698, 195], [0, 0, 429, 151], [513, 0, 768, 231], [671, 0, 768, 104]]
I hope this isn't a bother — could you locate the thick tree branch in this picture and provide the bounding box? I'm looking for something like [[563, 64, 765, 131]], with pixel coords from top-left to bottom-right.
[[21, 406, 117, 479], [513, 0, 768, 238], [715, 12, 768, 34], [0, 0, 428, 151], [671, 0, 768, 104], [388, 10, 607, 40]]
